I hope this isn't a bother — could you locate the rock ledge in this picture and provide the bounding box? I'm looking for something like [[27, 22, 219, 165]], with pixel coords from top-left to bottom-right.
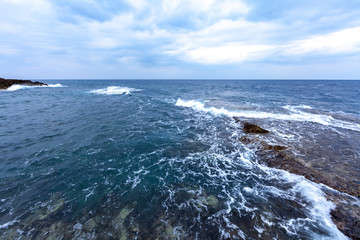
[[0, 77, 47, 90]]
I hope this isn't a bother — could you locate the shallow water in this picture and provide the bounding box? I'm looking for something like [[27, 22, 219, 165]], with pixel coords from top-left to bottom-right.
[[1, 80, 359, 239]]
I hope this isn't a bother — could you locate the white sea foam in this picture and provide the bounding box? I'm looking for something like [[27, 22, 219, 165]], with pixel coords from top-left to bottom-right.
[[176, 99, 360, 132], [90, 86, 141, 95], [0, 219, 19, 229], [47, 83, 64, 88], [5, 83, 65, 91], [260, 166, 348, 239], [283, 105, 312, 110]]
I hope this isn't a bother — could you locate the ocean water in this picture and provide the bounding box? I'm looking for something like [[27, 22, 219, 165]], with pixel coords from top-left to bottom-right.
[[1, 80, 359, 239]]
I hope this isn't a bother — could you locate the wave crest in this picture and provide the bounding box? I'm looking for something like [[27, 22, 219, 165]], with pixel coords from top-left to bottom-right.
[[176, 98, 360, 132], [5, 83, 65, 91], [90, 86, 141, 95]]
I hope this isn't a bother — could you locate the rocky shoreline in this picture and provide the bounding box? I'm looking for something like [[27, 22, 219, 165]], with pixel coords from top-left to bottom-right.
[[0, 77, 47, 90], [233, 117, 360, 240]]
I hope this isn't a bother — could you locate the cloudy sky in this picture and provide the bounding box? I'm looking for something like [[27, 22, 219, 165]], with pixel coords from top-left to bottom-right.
[[1, 0, 360, 79]]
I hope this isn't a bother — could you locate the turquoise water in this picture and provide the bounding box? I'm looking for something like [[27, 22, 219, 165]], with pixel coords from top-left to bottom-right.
[[1, 80, 360, 239]]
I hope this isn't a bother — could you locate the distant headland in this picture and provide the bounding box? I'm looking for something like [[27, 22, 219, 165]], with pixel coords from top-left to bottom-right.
[[0, 77, 47, 90]]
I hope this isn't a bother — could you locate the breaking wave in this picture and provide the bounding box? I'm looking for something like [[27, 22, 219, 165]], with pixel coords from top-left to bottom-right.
[[176, 98, 360, 132], [4, 84, 65, 91], [90, 86, 142, 95]]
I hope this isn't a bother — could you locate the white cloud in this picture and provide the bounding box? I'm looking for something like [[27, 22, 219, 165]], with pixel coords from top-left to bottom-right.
[[1, 0, 360, 78], [89, 37, 119, 49], [0, 47, 19, 56], [285, 27, 360, 55], [161, 0, 216, 13], [167, 24, 360, 64], [186, 43, 273, 63], [117, 56, 137, 63], [159, 0, 249, 16], [124, 0, 148, 11], [164, 18, 279, 63], [215, 0, 250, 16]]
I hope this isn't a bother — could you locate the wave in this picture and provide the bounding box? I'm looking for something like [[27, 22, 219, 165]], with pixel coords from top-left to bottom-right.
[[47, 84, 64, 88], [90, 86, 141, 95], [176, 99, 360, 132], [5, 84, 65, 91]]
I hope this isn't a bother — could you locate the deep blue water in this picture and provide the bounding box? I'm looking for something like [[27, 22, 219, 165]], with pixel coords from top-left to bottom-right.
[[1, 80, 360, 239]]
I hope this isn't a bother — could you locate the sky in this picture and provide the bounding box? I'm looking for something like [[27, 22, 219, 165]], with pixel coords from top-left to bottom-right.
[[1, 0, 360, 79]]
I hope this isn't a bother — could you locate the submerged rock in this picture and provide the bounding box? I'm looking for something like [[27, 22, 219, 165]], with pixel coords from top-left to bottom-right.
[[238, 136, 287, 152], [0, 77, 47, 90], [165, 225, 177, 240], [263, 145, 287, 151], [112, 205, 135, 240], [205, 195, 219, 208], [113, 205, 132, 230], [83, 218, 97, 232]]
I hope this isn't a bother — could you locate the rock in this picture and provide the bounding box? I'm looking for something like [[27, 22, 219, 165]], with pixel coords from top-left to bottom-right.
[[83, 218, 97, 232], [113, 205, 133, 240], [269, 145, 287, 151], [205, 195, 219, 208], [331, 205, 360, 240], [197, 194, 219, 209], [113, 206, 132, 230], [238, 136, 255, 144], [233, 117, 241, 123], [73, 223, 82, 231], [117, 206, 132, 224], [243, 122, 269, 134], [261, 143, 287, 151], [131, 226, 139, 233], [42, 222, 67, 240], [0, 77, 47, 90], [232, 117, 269, 134], [165, 224, 178, 240], [20, 197, 65, 227], [1, 228, 26, 240], [238, 136, 287, 152]]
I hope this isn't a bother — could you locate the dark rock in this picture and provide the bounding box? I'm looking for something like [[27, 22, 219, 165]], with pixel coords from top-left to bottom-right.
[[233, 117, 241, 123], [243, 122, 269, 134], [0, 77, 47, 90], [331, 206, 360, 240], [238, 136, 287, 152], [233, 117, 269, 134], [263, 144, 287, 151], [238, 136, 255, 145]]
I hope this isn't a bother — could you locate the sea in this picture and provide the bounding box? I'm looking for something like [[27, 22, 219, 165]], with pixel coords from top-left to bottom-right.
[[1, 80, 359, 239]]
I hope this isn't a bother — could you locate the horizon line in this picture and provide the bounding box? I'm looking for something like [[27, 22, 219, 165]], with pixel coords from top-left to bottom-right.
[[31, 78, 360, 81]]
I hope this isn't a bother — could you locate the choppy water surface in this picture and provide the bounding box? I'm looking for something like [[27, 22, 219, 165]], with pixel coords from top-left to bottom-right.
[[1, 80, 359, 239]]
